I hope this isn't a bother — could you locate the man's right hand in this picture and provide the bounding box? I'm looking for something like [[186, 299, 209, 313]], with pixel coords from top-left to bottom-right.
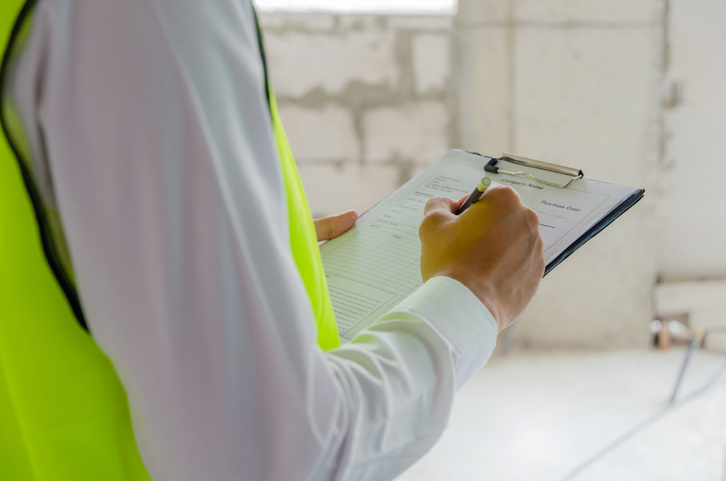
[[419, 185, 545, 332]]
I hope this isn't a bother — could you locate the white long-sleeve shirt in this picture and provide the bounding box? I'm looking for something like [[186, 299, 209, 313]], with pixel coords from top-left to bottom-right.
[[9, 1, 498, 480]]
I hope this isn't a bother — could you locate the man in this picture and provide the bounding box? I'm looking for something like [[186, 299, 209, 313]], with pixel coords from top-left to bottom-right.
[[0, 1, 543, 480]]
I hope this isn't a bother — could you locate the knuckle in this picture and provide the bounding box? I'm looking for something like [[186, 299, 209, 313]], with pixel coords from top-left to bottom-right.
[[489, 186, 520, 210], [525, 207, 540, 227], [500, 185, 520, 202], [424, 197, 440, 210], [419, 212, 441, 234], [424, 196, 447, 211], [419, 216, 431, 235]]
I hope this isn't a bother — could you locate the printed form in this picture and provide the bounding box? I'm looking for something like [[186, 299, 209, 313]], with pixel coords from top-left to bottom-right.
[[320, 150, 637, 340]]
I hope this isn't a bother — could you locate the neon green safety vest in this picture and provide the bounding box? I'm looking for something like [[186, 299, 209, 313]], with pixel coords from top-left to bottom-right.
[[0, 1, 340, 479]]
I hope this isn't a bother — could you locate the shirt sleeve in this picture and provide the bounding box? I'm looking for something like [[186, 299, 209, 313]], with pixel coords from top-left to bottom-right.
[[15, 1, 498, 480]]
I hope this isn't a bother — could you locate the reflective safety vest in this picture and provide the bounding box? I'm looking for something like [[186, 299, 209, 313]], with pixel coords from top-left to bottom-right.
[[0, 1, 340, 479]]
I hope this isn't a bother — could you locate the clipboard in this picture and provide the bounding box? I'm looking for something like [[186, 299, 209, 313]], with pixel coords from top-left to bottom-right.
[[484, 153, 583, 188], [470, 151, 645, 276], [320, 149, 645, 339]]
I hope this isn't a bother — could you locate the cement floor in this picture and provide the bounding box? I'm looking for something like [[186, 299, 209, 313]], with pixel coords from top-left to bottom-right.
[[396, 347, 726, 481]]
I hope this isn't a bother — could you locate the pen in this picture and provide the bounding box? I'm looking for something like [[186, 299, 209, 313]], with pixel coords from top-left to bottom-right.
[[455, 177, 492, 215]]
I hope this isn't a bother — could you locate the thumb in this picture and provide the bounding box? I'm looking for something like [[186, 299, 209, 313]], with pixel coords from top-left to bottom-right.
[[423, 196, 460, 219], [314, 210, 359, 241]]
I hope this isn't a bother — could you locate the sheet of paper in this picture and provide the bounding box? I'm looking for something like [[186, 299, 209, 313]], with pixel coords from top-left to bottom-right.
[[320, 150, 637, 340]]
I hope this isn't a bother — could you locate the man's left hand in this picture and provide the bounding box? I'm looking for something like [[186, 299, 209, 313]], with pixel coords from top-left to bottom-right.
[[314, 210, 358, 242]]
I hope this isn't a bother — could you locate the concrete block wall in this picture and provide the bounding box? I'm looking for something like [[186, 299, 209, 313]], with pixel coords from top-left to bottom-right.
[[658, 0, 726, 282], [260, 2, 666, 349], [457, 0, 664, 348], [260, 12, 455, 218]]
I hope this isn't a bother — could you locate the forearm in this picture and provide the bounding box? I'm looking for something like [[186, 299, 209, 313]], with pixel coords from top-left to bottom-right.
[[325, 277, 497, 480]]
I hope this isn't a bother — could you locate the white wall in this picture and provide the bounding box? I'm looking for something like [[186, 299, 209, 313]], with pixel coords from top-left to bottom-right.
[[456, 0, 663, 348], [260, 1, 700, 349], [261, 12, 455, 218], [257, 0, 456, 14], [657, 0, 726, 282]]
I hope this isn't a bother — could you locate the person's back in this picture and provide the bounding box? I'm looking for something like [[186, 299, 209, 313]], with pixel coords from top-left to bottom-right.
[[0, 1, 543, 479], [0, 2, 160, 478]]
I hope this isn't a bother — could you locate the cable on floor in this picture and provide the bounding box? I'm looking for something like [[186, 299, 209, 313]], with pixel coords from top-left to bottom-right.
[[558, 358, 726, 481]]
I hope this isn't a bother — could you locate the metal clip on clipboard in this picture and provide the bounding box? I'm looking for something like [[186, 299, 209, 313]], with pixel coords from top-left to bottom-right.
[[484, 153, 584, 188]]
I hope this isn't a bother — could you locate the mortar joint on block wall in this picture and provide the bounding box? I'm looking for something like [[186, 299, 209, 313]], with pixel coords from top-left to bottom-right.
[[394, 30, 417, 102], [376, 16, 388, 31], [351, 108, 367, 167], [280, 82, 409, 110], [394, 157, 416, 186]]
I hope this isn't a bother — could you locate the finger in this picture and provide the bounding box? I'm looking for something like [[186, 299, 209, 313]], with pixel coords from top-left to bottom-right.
[[314, 210, 359, 241], [473, 184, 523, 213], [423, 196, 460, 218], [314, 210, 358, 241], [480, 183, 521, 201]]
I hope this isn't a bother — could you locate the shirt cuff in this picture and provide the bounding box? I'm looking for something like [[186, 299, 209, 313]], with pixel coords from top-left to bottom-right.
[[386, 276, 498, 389]]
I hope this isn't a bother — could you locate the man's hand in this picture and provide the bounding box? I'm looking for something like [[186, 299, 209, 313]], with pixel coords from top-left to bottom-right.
[[419, 185, 544, 332], [314, 210, 359, 242]]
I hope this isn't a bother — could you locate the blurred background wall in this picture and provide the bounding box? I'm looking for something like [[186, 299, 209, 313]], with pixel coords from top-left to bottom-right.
[[260, 12, 456, 217], [259, 0, 726, 350]]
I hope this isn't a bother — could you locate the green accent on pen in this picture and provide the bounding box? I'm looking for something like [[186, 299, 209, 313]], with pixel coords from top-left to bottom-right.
[[456, 177, 491, 215], [477, 177, 492, 193]]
